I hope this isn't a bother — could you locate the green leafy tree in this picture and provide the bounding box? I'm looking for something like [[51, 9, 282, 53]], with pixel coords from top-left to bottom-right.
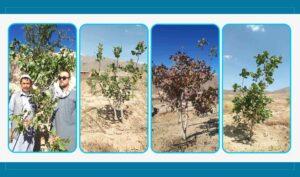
[[9, 24, 75, 151], [96, 43, 104, 71], [113, 46, 122, 68], [232, 51, 282, 141], [87, 41, 146, 122], [131, 41, 147, 66]]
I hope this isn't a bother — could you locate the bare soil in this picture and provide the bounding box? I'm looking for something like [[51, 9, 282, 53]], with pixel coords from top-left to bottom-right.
[[223, 91, 290, 152], [80, 74, 147, 152], [152, 99, 219, 152]]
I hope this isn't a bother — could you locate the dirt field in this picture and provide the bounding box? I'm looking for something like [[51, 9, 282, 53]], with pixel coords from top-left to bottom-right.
[[223, 90, 290, 152], [152, 98, 219, 152], [80, 73, 147, 152]]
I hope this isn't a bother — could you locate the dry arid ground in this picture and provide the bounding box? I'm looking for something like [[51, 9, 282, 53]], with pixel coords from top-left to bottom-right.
[[81, 58, 147, 152], [152, 83, 219, 152], [223, 88, 290, 152]]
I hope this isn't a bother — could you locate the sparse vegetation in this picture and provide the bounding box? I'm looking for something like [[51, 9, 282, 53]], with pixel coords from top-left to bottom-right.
[[232, 51, 282, 142], [87, 42, 146, 122]]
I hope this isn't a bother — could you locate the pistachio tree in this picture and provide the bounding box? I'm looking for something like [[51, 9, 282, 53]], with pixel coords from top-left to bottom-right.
[[232, 51, 282, 141], [87, 41, 146, 122], [9, 24, 75, 151], [153, 39, 218, 141]]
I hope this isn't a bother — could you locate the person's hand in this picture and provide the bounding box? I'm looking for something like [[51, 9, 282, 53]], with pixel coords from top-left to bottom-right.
[[23, 118, 32, 128]]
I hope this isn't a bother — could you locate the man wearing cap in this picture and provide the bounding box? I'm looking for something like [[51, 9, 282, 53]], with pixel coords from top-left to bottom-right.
[[9, 74, 36, 152], [51, 70, 76, 151]]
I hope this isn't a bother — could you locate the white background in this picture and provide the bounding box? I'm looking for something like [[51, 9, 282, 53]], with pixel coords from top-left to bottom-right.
[[0, 14, 298, 162]]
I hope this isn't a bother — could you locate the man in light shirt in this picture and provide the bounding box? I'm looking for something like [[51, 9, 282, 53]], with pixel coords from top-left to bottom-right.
[[9, 74, 36, 152]]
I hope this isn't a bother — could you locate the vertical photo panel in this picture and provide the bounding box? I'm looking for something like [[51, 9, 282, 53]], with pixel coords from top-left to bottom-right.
[[8, 24, 77, 152], [223, 24, 291, 152], [80, 24, 148, 152], [152, 25, 220, 152]]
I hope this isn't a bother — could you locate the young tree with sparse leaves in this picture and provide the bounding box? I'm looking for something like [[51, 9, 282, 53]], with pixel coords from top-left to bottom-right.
[[87, 41, 147, 122], [232, 51, 282, 141]]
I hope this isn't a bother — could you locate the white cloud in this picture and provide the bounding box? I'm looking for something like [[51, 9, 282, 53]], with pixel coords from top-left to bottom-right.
[[223, 54, 233, 60], [246, 25, 265, 32]]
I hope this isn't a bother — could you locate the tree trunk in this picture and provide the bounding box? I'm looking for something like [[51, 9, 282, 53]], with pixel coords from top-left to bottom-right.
[[177, 109, 181, 123], [113, 105, 118, 121], [120, 108, 124, 120], [183, 108, 189, 141], [179, 93, 188, 140], [249, 130, 253, 141], [136, 56, 139, 67], [179, 110, 188, 141], [249, 123, 254, 141], [179, 110, 187, 140]]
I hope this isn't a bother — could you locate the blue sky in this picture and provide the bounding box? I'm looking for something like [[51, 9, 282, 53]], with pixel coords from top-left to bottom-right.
[[80, 24, 148, 63], [9, 24, 76, 51], [223, 24, 290, 91], [152, 25, 219, 73]]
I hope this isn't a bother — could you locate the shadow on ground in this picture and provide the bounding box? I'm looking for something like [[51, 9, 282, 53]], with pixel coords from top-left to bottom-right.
[[168, 118, 219, 152], [224, 122, 253, 145], [96, 105, 131, 123]]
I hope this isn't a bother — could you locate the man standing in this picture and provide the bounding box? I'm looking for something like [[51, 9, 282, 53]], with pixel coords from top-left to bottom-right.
[[52, 71, 76, 151], [9, 74, 36, 152]]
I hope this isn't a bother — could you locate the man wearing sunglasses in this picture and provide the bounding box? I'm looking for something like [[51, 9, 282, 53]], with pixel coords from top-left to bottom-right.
[[51, 70, 76, 152]]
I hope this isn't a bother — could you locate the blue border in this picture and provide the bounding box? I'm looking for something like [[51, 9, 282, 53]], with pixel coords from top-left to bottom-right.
[[0, 0, 299, 14], [79, 24, 149, 154], [1, 162, 298, 176], [7, 23, 78, 154], [150, 24, 221, 154], [221, 23, 292, 154]]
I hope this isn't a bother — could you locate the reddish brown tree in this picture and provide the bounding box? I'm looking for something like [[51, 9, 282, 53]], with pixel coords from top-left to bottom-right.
[[153, 51, 218, 140]]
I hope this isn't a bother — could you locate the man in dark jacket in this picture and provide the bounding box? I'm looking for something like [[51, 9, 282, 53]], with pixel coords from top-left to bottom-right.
[[52, 71, 76, 151]]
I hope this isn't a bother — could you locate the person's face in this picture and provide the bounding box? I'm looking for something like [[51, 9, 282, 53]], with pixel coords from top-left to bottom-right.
[[58, 71, 70, 89], [20, 78, 32, 93]]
